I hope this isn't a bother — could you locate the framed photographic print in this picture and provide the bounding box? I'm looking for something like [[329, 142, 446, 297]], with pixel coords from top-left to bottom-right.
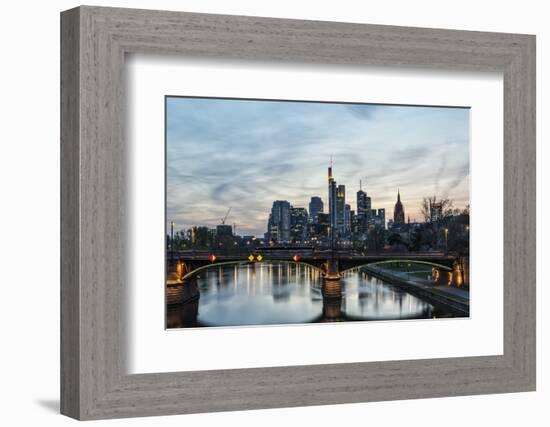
[[61, 6, 536, 420], [164, 96, 471, 329]]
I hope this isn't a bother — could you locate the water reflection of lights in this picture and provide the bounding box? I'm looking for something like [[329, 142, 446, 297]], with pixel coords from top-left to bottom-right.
[[167, 263, 456, 328]]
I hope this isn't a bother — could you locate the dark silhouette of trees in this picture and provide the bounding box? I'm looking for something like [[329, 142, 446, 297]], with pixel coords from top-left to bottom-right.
[[420, 195, 454, 222]]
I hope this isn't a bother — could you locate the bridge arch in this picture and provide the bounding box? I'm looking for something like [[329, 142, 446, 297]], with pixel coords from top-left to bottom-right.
[[340, 259, 453, 275], [181, 260, 247, 280], [181, 259, 325, 280]]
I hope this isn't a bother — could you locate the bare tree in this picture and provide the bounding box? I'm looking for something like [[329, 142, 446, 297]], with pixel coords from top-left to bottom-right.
[[420, 196, 433, 222], [420, 195, 454, 222], [441, 199, 454, 217]]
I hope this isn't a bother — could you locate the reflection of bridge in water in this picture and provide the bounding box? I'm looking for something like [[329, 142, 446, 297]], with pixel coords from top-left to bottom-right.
[[165, 262, 457, 328]]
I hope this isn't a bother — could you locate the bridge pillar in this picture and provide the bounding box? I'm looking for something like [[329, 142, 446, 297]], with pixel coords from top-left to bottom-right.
[[451, 259, 467, 287], [322, 255, 342, 299], [322, 278, 342, 299], [432, 267, 452, 286], [166, 260, 184, 285], [324, 257, 341, 280]]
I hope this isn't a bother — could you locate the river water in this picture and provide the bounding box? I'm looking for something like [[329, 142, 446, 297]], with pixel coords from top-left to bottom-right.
[[166, 262, 456, 328]]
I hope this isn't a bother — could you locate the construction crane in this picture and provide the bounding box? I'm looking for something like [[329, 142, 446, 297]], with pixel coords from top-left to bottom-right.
[[220, 207, 232, 225]]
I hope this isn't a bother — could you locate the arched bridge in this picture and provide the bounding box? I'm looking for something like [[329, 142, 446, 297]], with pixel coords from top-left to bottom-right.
[[168, 248, 457, 281]]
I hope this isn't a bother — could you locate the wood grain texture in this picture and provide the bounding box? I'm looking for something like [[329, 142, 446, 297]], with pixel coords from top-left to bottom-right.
[[60, 7, 80, 419], [60, 6, 536, 420]]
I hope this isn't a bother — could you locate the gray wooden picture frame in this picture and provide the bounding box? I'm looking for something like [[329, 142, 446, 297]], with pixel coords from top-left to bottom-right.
[[60, 5, 536, 420]]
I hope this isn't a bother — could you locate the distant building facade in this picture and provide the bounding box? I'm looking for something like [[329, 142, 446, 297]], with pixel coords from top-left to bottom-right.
[[308, 212, 330, 242], [336, 184, 346, 237], [290, 206, 308, 242], [377, 208, 386, 229], [267, 200, 291, 242], [215, 224, 234, 248], [216, 224, 233, 237], [308, 196, 324, 224], [344, 204, 352, 236], [356, 181, 372, 234], [350, 209, 358, 235]]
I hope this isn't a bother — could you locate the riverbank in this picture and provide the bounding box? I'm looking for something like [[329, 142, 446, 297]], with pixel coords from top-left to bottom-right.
[[362, 265, 470, 316]]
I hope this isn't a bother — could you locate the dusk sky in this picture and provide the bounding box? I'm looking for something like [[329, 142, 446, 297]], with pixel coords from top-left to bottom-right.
[[166, 97, 470, 237]]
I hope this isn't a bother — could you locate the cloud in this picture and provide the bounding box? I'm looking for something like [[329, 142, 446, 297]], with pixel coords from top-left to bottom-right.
[[167, 97, 470, 235], [433, 154, 448, 195], [443, 162, 470, 199], [345, 104, 382, 120]]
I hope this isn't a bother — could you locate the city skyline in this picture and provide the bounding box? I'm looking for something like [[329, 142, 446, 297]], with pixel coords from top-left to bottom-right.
[[167, 97, 470, 237]]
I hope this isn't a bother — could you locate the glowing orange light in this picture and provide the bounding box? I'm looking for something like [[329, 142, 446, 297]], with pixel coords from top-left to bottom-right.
[[248, 254, 255, 262], [209, 254, 216, 262]]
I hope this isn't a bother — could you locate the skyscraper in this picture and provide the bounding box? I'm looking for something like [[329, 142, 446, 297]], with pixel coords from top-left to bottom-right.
[[290, 206, 308, 242], [344, 203, 351, 236], [350, 209, 358, 236], [356, 180, 371, 234], [264, 213, 273, 242], [268, 200, 291, 242], [328, 162, 337, 241], [393, 190, 405, 225], [336, 184, 346, 237], [308, 196, 324, 224], [377, 208, 386, 229]]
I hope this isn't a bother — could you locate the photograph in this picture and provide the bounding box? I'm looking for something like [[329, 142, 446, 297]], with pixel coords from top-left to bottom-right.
[[47, 1, 540, 421], [165, 97, 471, 328]]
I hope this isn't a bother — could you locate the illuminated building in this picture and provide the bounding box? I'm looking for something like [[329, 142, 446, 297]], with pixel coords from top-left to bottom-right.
[[267, 200, 291, 242], [350, 209, 358, 235], [336, 184, 346, 237], [308, 212, 331, 242], [290, 206, 308, 242], [344, 204, 351, 236], [377, 208, 386, 229]]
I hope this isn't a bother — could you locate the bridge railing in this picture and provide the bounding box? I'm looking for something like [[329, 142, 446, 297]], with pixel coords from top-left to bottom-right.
[[170, 249, 456, 261]]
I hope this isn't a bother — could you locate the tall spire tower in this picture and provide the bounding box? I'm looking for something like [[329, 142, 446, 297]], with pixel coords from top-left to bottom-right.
[[328, 158, 337, 242], [393, 189, 405, 225]]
